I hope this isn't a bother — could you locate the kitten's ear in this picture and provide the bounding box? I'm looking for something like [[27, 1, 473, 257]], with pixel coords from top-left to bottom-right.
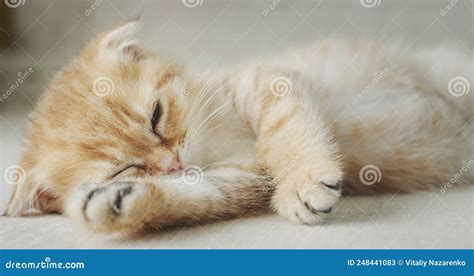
[[98, 20, 142, 62], [3, 162, 62, 216]]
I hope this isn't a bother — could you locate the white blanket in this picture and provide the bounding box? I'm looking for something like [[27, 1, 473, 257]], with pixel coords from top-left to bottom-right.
[[1, 189, 472, 249]]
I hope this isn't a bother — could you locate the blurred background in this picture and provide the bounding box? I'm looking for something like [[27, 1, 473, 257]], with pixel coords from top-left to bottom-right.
[[0, 0, 472, 249], [0, 0, 472, 217]]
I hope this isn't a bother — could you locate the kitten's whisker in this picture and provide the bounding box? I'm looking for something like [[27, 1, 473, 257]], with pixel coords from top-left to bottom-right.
[[186, 72, 229, 133], [188, 114, 225, 145], [189, 72, 224, 112], [187, 120, 227, 148], [187, 86, 229, 137], [189, 77, 232, 129], [190, 101, 231, 140], [187, 105, 231, 144], [195, 85, 229, 119]]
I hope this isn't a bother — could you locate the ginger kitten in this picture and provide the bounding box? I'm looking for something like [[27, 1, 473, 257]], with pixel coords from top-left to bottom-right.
[[4, 21, 473, 233]]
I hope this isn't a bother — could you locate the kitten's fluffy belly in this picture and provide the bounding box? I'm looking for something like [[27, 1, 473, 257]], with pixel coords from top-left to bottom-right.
[[5, 22, 473, 234]]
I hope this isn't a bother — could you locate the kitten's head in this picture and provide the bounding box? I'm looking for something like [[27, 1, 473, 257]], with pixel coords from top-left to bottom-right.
[[5, 21, 199, 215]]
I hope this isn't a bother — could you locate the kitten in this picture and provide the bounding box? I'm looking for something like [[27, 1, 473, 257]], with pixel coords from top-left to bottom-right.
[[4, 21, 473, 233]]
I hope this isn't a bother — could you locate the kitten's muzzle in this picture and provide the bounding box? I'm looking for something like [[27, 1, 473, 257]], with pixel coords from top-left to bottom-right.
[[162, 153, 183, 173]]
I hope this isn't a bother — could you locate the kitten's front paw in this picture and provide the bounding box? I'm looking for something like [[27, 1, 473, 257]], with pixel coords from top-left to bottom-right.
[[67, 181, 152, 233], [272, 173, 342, 225]]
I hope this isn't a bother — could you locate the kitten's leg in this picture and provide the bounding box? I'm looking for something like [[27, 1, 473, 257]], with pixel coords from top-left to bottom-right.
[[260, 99, 343, 224], [229, 69, 343, 224], [66, 165, 272, 233]]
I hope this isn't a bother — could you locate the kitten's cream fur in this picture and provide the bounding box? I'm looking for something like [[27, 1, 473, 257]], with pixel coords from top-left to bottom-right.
[[4, 21, 473, 233]]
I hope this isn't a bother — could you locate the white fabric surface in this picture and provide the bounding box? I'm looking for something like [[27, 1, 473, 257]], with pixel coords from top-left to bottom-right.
[[1, 188, 472, 249]]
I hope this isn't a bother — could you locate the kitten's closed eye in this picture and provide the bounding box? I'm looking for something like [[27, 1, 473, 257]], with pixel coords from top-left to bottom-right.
[[110, 164, 145, 180], [151, 101, 162, 134]]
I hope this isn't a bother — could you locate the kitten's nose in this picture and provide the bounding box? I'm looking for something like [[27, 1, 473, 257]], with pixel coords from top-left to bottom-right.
[[162, 154, 183, 173], [168, 158, 183, 173]]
